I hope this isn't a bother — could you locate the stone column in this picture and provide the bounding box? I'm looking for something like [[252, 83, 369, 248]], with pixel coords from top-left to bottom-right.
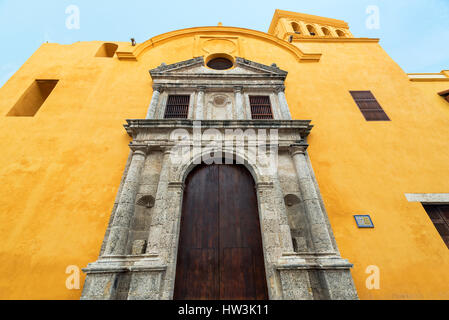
[[289, 144, 334, 253], [146, 85, 163, 119], [234, 86, 245, 120], [146, 148, 172, 256], [277, 86, 292, 120], [195, 86, 206, 120], [187, 93, 194, 119], [104, 148, 147, 256]]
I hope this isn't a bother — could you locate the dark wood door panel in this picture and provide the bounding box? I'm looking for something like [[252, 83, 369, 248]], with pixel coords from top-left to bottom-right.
[[174, 164, 268, 300], [174, 248, 218, 300], [220, 248, 256, 300], [179, 165, 219, 249]]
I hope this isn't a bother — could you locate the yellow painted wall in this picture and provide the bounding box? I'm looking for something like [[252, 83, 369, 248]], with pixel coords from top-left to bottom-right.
[[0, 20, 448, 300]]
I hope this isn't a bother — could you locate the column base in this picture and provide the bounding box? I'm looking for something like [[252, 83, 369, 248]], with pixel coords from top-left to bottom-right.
[[276, 253, 358, 300], [81, 254, 166, 300]]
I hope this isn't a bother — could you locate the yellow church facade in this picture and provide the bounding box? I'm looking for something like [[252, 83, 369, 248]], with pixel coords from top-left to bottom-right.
[[0, 9, 448, 300]]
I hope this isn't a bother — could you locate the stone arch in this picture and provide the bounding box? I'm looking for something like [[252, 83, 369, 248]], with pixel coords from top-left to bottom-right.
[[174, 147, 265, 187], [306, 24, 317, 36], [291, 22, 301, 34], [321, 27, 331, 36], [336, 29, 347, 37]]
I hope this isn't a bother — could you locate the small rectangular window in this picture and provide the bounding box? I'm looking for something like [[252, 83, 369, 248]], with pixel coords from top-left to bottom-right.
[[95, 43, 118, 58], [350, 91, 390, 121], [249, 96, 273, 120], [164, 95, 190, 119], [438, 89, 449, 103], [7, 80, 59, 117], [422, 205, 449, 249]]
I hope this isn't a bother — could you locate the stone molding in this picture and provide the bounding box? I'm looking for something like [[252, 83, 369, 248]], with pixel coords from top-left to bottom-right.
[[124, 119, 313, 138], [405, 193, 449, 204]]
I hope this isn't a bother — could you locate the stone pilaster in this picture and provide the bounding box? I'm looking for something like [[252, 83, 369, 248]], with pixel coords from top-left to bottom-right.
[[234, 86, 245, 120], [289, 144, 334, 253], [288, 143, 358, 300], [195, 86, 206, 120], [146, 85, 163, 119], [271, 170, 296, 253], [104, 148, 147, 256], [276, 86, 292, 120]]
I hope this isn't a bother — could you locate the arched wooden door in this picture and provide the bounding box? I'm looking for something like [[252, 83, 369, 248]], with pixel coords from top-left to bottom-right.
[[174, 164, 268, 300]]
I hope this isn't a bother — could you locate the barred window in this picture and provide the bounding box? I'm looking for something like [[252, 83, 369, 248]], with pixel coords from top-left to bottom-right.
[[164, 95, 190, 119], [422, 205, 449, 249], [249, 96, 273, 120], [350, 91, 390, 121]]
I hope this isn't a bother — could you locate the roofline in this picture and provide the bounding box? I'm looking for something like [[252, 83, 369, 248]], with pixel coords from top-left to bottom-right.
[[116, 26, 322, 62]]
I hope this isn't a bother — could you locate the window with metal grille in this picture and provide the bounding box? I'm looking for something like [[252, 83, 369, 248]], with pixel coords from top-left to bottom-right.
[[422, 205, 449, 249], [350, 91, 390, 121], [249, 96, 273, 120], [164, 95, 190, 119]]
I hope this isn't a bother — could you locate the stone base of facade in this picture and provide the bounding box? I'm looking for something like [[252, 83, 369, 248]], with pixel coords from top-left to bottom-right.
[[82, 252, 357, 300]]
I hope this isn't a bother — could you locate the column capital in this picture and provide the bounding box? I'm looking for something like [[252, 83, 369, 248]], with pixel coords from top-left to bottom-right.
[[197, 86, 207, 92], [275, 85, 286, 93], [152, 84, 164, 92], [130, 145, 148, 156], [233, 86, 243, 93], [160, 146, 172, 155], [289, 142, 309, 156]]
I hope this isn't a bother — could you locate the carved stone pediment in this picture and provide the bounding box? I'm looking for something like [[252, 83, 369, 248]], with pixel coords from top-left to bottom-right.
[[149, 57, 288, 89]]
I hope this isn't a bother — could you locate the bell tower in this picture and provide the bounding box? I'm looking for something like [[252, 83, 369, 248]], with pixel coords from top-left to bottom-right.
[[268, 9, 354, 41]]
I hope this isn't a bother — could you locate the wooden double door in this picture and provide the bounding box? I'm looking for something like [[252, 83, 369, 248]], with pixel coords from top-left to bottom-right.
[[174, 164, 268, 300]]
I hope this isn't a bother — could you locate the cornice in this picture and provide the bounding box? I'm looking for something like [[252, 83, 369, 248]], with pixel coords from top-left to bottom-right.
[[408, 73, 449, 82], [409, 78, 449, 82], [124, 119, 313, 138], [291, 36, 380, 43]]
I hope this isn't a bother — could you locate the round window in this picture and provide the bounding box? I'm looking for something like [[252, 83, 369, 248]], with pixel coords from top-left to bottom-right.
[[207, 57, 234, 70]]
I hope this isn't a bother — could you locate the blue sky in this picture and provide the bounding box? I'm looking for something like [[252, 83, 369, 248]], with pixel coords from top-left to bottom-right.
[[1, 0, 448, 87]]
